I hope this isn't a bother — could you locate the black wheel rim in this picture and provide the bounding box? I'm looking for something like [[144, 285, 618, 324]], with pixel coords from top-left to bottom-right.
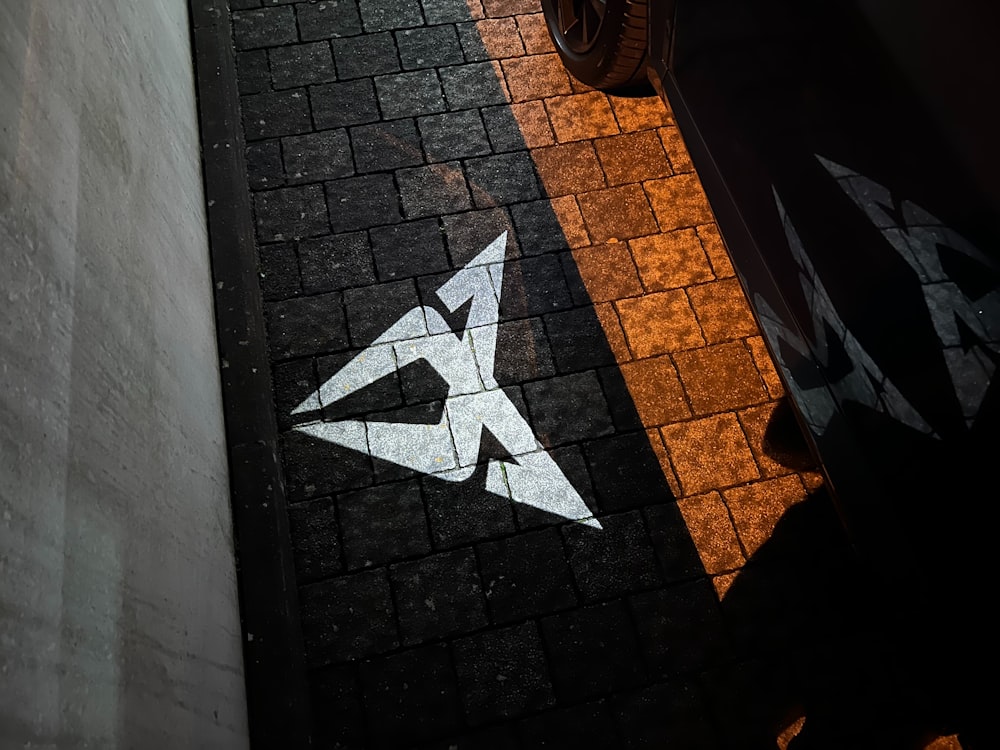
[[556, 0, 608, 54]]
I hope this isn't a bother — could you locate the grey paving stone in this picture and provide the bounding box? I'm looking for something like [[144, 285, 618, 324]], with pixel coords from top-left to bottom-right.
[[257, 241, 301, 301], [521, 370, 614, 446], [332, 33, 400, 80], [359, 0, 425, 32], [265, 291, 349, 359], [316, 346, 406, 420], [510, 200, 568, 255], [232, 6, 297, 49], [466, 152, 540, 207], [282, 129, 354, 182], [561, 511, 662, 601], [540, 599, 646, 702], [453, 622, 555, 725], [397, 162, 472, 219], [375, 70, 446, 119], [630, 580, 731, 678], [422, 464, 516, 549], [481, 105, 526, 153], [245, 139, 284, 190], [440, 63, 510, 110], [419, 110, 492, 163], [644, 502, 705, 583], [299, 231, 377, 294], [396, 25, 464, 70], [370, 219, 450, 280], [390, 547, 488, 645], [343, 277, 423, 346], [420, 0, 475, 24], [351, 119, 424, 173], [516, 701, 619, 749], [326, 173, 403, 232], [253, 184, 329, 242], [612, 681, 718, 749], [270, 42, 336, 89], [360, 644, 463, 748], [544, 306, 618, 374], [297, 0, 363, 40], [230, 0, 262, 9], [455, 21, 490, 62], [299, 568, 398, 666], [281, 427, 373, 500], [338, 479, 431, 569], [497, 254, 572, 319], [241, 89, 312, 140], [308, 665, 367, 750], [478, 526, 577, 624], [287, 495, 343, 583], [236, 49, 270, 94], [441, 207, 515, 266], [272, 357, 316, 430], [311, 79, 381, 129], [583, 432, 673, 513], [492, 317, 555, 385]]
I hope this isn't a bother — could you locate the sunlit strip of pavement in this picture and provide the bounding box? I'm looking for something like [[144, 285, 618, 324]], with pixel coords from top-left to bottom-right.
[[480, 6, 825, 595]]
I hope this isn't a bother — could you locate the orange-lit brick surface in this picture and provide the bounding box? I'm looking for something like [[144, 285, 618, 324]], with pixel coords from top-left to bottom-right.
[[483, 4, 822, 582]]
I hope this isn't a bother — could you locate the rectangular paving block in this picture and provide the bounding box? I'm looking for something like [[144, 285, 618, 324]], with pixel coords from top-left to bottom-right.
[[359, 643, 463, 747], [298, 568, 399, 666], [241, 89, 312, 140], [396, 25, 465, 69], [390, 547, 489, 645], [298, 231, 378, 294], [269, 42, 337, 89], [453, 622, 555, 725], [254, 184, 330, 242], [265, 291, 349, 359], [327, 173, 403, 232], [561, 510, 661, 601], [232, 6, 298, 49], [297, 0, 363, 40], [287, 494, 343, 583], [338, 479, 431, 569], [422, 464, 517, 548], [477, 526, 577, 623], [540, 599, 646, 702], [310, 79, 381, 129]]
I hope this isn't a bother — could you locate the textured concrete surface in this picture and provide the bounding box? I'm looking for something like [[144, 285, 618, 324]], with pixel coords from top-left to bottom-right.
[[0, 1, 248, 746]]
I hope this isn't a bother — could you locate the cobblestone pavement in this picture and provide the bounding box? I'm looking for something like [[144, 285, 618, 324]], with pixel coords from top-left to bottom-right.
[[221, 0, 929, 747]]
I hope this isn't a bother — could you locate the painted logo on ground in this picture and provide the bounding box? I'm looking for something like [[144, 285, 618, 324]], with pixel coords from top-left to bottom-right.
[[292, 232, 601, 528]]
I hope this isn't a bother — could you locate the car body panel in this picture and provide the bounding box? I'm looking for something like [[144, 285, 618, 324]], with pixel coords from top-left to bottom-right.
[[646, 0, 998, 717]]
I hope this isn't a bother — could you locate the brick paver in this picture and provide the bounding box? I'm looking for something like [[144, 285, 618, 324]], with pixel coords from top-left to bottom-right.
[[222, 0, 897, 747]]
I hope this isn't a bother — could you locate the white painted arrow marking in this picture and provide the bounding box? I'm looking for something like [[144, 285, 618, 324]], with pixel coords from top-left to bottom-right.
[[292, 232, 601, 528]]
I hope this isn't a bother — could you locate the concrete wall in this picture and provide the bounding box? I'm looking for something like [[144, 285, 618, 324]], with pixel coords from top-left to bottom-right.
[[0, 0, 249, 747]]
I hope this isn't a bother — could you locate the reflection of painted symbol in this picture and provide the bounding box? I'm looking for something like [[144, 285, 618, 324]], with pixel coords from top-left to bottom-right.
[[292, 232, 601, 528], [762, 155, 1000, 437]]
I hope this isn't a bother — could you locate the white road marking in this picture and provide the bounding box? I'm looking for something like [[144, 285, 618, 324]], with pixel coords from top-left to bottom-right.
[[292, 232, 601, 528]]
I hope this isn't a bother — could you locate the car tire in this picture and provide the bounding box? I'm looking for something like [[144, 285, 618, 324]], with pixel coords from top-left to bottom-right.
[[541, 0, 649, 91]]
